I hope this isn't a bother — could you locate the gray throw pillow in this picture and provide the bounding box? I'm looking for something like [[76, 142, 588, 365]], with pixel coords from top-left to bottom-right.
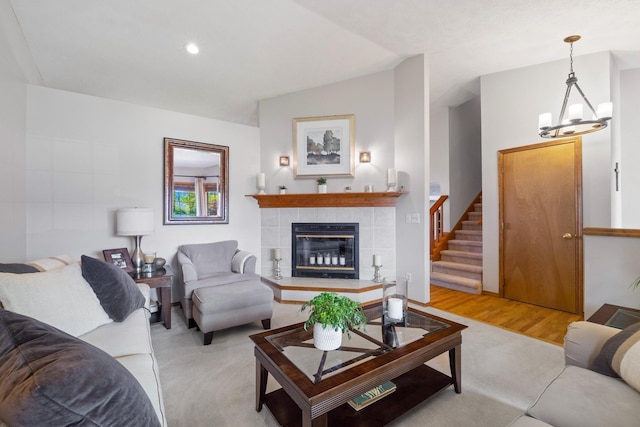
[[0, 309, 160, 426], [81, 255, 145, 322], [0, 263, 39, 274]]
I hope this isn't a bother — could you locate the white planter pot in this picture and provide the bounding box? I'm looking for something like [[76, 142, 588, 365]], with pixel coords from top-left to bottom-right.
[[313, 323, 342, 351], [279, 189, 286, 194], [318, 184, 327, 193]]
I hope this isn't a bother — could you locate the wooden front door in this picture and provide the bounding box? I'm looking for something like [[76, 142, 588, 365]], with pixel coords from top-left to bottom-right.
[[498, 138, 583, 314]]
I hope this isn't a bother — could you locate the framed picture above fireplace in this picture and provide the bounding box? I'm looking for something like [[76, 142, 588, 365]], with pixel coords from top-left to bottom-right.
[[293, 114, 355, 179]]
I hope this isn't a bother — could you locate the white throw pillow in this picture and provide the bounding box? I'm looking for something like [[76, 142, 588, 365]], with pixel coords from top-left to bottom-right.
[[620, 340, 640, 393], [0, 263, 112, 336]]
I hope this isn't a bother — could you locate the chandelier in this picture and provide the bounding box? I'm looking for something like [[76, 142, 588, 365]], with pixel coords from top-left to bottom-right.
[[538, 35, 612, 138]]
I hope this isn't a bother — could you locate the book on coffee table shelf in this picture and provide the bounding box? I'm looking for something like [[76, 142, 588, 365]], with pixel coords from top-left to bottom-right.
[[348, 381, 396, 411]]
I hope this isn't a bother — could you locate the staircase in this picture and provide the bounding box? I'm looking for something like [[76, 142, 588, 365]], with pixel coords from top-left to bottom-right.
[[430, 197, 482, 294]]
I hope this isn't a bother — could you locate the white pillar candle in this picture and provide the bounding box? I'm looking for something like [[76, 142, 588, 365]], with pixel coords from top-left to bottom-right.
[[309, 255, 316, 265], [339, 255, 346, 266], [373, 254, 382, 267], [387, 168, 397, 186], [272, 248, 281, 259], [388, 297, 403, 320], [257, 172, 266, 188], [331, 256, 338, 265]]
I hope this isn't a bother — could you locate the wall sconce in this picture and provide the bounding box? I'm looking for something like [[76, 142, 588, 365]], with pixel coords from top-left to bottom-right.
[[279, 156, 290, 167], [359, 152, 371, 163]]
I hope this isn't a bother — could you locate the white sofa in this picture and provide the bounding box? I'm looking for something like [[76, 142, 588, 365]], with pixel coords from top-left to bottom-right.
[[79, 283, 167, 426], [509, 321, 640, 427], [0, 257, 166, 426]]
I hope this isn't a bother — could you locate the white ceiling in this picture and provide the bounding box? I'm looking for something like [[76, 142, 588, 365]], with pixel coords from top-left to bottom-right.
[[8, 0, 640, 127]]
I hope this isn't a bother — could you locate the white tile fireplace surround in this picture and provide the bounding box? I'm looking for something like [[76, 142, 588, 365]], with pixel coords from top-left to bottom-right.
[[260, 207, 396, 282]]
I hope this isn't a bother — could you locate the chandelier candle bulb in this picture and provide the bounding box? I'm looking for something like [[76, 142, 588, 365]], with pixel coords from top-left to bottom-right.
[[568, 104, 583, 121], [538, 113, 552, 129], [597, 102, 613, 119]]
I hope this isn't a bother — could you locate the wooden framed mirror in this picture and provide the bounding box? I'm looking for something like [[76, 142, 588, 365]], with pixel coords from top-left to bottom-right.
[[164, 138, 229, 225]]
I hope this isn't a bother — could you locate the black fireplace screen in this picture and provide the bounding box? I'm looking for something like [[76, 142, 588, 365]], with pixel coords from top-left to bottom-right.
[[291, 223, 359, 279]]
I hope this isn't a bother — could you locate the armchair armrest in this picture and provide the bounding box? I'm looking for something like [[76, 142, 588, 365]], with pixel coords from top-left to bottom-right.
[[232, 250, 256, 274], [564, 321, 619, 369], [177, 251, 199, 282]]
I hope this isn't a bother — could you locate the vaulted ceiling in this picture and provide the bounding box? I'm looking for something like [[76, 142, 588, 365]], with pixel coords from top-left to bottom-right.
[[9, 0, 640, 126]]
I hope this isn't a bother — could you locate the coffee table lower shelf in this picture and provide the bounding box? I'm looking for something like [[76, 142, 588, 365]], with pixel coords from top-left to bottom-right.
[[264, 364, 453, 427]]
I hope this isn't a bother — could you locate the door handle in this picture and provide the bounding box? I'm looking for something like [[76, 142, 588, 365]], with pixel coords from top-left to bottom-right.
[[562, 233, 573, 239]]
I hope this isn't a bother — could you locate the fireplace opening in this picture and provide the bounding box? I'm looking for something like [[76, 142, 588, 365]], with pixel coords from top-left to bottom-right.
[[291, 223, 359, 279]]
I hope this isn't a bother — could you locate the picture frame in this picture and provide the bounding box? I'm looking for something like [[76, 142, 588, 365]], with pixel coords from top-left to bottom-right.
[[102, 248, 134, 272], [293, 114, 355, 178]]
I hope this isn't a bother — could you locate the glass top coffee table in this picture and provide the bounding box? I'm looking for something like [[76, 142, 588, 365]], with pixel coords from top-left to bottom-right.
[[250, 304, 467, 427]]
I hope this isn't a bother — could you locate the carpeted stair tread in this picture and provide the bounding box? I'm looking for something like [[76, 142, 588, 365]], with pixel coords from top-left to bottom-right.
[[440, 250, 483, 264], [455, 230, 483, 241], [431, 272, 482, 294], [462, 220, 482, 230], [432, 261, 482, 280], [432, 261, 482, 273], [448, 239, 483, 253]]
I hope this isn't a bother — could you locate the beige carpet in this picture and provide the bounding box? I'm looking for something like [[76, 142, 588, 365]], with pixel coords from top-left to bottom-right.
[[150, 303, 564, 426]]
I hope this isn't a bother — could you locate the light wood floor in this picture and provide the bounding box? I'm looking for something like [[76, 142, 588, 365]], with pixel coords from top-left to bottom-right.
[[428, 285, 583, 346]]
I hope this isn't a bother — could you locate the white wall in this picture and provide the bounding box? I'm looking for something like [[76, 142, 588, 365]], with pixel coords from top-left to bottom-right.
[[449, 96, 482, 223], [394, 55, 429, 304], [0, 0, 30, 260], [258, 70, 395, 194], [620, 68, 640, 228], [481, 51, 613, 293], [429, 106, 450, 230], [584, 235, 640, 317], [25, 86, 261, 300]]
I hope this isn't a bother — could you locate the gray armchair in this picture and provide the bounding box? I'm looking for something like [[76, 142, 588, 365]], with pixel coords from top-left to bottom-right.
[[177, 240, 259, 327]]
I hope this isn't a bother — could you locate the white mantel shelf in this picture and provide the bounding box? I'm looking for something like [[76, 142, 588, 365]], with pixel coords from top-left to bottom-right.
[[246, 191, 407, 208]]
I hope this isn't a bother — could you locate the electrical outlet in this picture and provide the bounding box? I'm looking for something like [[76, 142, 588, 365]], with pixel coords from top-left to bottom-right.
[[405, 214, 412, 223], [405, 272, 412, 283], [411, 213, 420, 223]]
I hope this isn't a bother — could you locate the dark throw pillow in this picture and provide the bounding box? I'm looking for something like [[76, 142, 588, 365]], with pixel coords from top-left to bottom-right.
[[0, 263, 39, 274], [0, 309, 160, 426], [591, 321, 640, 377], [81, 255, 145, 322]]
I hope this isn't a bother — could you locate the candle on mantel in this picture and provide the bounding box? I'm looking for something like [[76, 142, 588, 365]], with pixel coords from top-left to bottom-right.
[[373, 254, 382, 267], [257, 173, 266, 189], [273, 248, 281, 260], [387, 168, 397, 186], [387, 297, 403, 320]]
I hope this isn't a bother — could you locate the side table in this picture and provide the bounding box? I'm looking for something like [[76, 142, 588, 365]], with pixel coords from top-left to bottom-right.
[[130, 266, 173, 329], [587, 303, 640, 329]]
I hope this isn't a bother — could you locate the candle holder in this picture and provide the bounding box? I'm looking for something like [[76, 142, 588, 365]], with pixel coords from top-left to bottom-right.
[[273, 257, 282, 280], [372, 264, 382, 283]]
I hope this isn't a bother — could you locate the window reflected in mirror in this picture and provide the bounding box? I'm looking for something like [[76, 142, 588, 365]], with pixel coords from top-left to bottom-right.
[[164, 138, 229, 224]]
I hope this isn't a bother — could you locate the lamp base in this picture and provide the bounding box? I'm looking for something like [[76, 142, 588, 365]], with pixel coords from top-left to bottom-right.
[[131, 235, 144, 272]]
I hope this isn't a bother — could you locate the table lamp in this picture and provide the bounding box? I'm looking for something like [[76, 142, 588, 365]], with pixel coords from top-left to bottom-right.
[[117, 208, 154, 272]]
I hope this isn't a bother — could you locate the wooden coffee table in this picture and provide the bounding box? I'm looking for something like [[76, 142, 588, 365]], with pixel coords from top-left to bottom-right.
[[250, 304, 467, 427]]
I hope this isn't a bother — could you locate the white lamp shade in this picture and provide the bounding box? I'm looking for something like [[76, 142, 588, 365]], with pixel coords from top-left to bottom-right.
[[117, 208, 154, 236]]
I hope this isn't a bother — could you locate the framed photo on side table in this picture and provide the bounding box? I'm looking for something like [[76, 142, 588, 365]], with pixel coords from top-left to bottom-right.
[[293, 114, 355, 179], [102, 248, 134, 272]]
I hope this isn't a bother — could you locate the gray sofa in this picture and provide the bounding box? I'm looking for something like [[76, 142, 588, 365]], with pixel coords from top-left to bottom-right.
[[509, 321, 640, 427], [176, 240, 259, 325]]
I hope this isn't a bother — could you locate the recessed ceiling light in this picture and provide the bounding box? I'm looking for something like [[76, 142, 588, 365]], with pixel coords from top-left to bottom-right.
[[186, 43, 199, 54]]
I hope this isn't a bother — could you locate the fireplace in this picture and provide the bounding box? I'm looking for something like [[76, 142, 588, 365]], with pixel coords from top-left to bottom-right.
[[291, 223, 359, 279]]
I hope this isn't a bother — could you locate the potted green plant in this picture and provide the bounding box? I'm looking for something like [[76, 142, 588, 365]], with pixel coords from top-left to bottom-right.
[[316, 177, 327, 193], [300, 292, 367, 350], [278, 185, 287, 194]]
